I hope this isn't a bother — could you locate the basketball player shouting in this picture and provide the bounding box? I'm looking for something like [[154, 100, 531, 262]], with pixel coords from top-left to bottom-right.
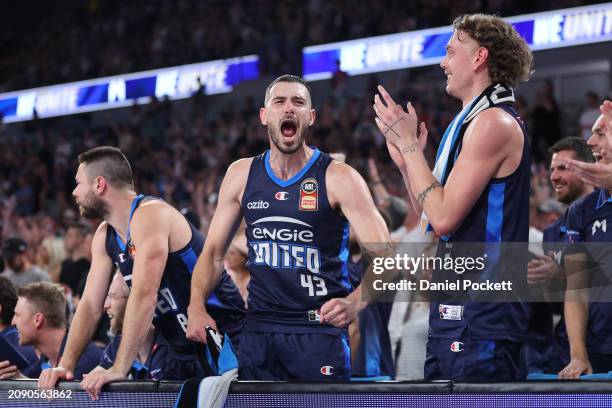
[[187, 75, 390, 381]]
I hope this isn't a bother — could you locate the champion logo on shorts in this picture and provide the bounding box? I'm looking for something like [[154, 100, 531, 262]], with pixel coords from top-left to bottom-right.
[[320, 366, 334, 376], [450, 341, 464, 352]]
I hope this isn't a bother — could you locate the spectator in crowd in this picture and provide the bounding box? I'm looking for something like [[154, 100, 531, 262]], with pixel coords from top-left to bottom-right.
[[11, 282, 101, 379], [1, 238, 50, 287], [0, 276, 40, 379], [59, 222, 93, 298], [531, 80, 562, 163], [97, 272, 169, 380], [35, 236, 66, 283]]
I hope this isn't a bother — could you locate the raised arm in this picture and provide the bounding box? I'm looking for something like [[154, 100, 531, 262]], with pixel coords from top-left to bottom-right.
[[374, 86, 522, 236], [320, 161, 391, 327], [38, 222, 114, 389], [187, 158, 250, 343]]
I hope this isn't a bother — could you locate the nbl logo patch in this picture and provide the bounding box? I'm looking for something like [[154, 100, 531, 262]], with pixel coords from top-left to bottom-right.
[[299, 178, 318, 211]]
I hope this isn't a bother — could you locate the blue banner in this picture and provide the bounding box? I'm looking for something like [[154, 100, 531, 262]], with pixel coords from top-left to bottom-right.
[[303, 3, 612, 80], [0, 56, 259, 123]]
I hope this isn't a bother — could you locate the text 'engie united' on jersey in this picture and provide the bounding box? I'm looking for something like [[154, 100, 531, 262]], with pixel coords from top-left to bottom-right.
[[242, 149, 352, 331]]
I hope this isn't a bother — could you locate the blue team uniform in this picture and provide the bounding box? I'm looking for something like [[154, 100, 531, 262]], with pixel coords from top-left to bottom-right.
[[240, 148, 352, 381], [348, 260, 394, 379], [105, 194, 245, 379], [426, 103, 531, 381], [40, 331, 101, 379], [523, 217, 567, 374], [100, 332, 169, 380], [563, 188, 612, 372], [0, 326, 41, 378]]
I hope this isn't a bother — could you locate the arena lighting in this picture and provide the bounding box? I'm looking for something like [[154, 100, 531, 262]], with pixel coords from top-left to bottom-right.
[[0, 55, 259, 123], [302, 2, 612, 81]]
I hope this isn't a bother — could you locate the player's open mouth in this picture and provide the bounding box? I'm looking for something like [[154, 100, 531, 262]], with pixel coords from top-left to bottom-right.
[[281, 118, 298, 138]]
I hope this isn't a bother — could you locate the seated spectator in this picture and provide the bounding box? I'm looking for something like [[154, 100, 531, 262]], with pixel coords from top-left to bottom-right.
[[36, 236, 67, 283], [0, 276, 40, 379], [11, 282, 101, 379], [1, 238, 50, 287], [97, 273, 168, 380]]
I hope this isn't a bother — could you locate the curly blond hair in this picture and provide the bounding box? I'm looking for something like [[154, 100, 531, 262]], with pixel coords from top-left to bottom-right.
[[453, 14, 533, 88]]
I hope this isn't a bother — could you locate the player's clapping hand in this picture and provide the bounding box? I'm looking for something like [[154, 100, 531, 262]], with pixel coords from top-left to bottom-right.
[[373, 85, 428, 151], [567, 153, 612, 191], [186, 306, 218, 343], [558, 357, 593, 379], [601, 99, 612, 131], [527, 253, 563, 284]]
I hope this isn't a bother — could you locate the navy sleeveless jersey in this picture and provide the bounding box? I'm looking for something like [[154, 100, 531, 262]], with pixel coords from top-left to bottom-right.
[[105, 195, 245, 354], [430, 104, 531, 341], [564, 188, 612, 354], [242, 149, 351, 333]]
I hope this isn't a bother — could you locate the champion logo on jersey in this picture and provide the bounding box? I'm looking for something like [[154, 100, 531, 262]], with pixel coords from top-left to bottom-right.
[[299, 178, 318, 211], [450, 341, 464, 352], [320, 366, 334, 376], [275, 191, 290, 201]]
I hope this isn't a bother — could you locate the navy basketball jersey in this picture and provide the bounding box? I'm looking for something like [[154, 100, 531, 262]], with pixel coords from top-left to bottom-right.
[[429, 104, 531, 341], [105, 195, 245, 353], [242, 148, 351, 333], [564, 188, 612, 354]]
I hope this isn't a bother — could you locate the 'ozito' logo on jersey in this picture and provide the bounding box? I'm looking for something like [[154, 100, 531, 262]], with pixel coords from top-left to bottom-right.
[[275, 191, 289, 201], [592, 219, 607, 236], [247, 200, 269, 209], [299, 178, 318, 211], [450, 341, 464, 352], [320, 366, 334, 376]]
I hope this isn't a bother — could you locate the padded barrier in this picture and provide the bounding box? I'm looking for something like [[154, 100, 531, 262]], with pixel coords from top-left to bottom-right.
[[1, 380, 612, 407]]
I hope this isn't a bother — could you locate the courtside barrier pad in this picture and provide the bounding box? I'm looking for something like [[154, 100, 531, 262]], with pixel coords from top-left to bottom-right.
[[453, 380, 612, 393], [2, 380, 612, 407]]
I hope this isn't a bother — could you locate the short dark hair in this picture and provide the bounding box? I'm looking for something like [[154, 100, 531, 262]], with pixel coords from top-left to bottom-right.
[[0, 276, 17, 326], [264, 75, 312, 105], [453, 14, 533, 88], [78, 146, 134, 188], [549, 137, 595, 163], [18, 283, 66, 329]]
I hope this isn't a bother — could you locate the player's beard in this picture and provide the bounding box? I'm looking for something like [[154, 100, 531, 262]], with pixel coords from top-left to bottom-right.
[[78, 190, 109, 219], [109, 306, 126, 336], [268, 123, 307, 154]]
